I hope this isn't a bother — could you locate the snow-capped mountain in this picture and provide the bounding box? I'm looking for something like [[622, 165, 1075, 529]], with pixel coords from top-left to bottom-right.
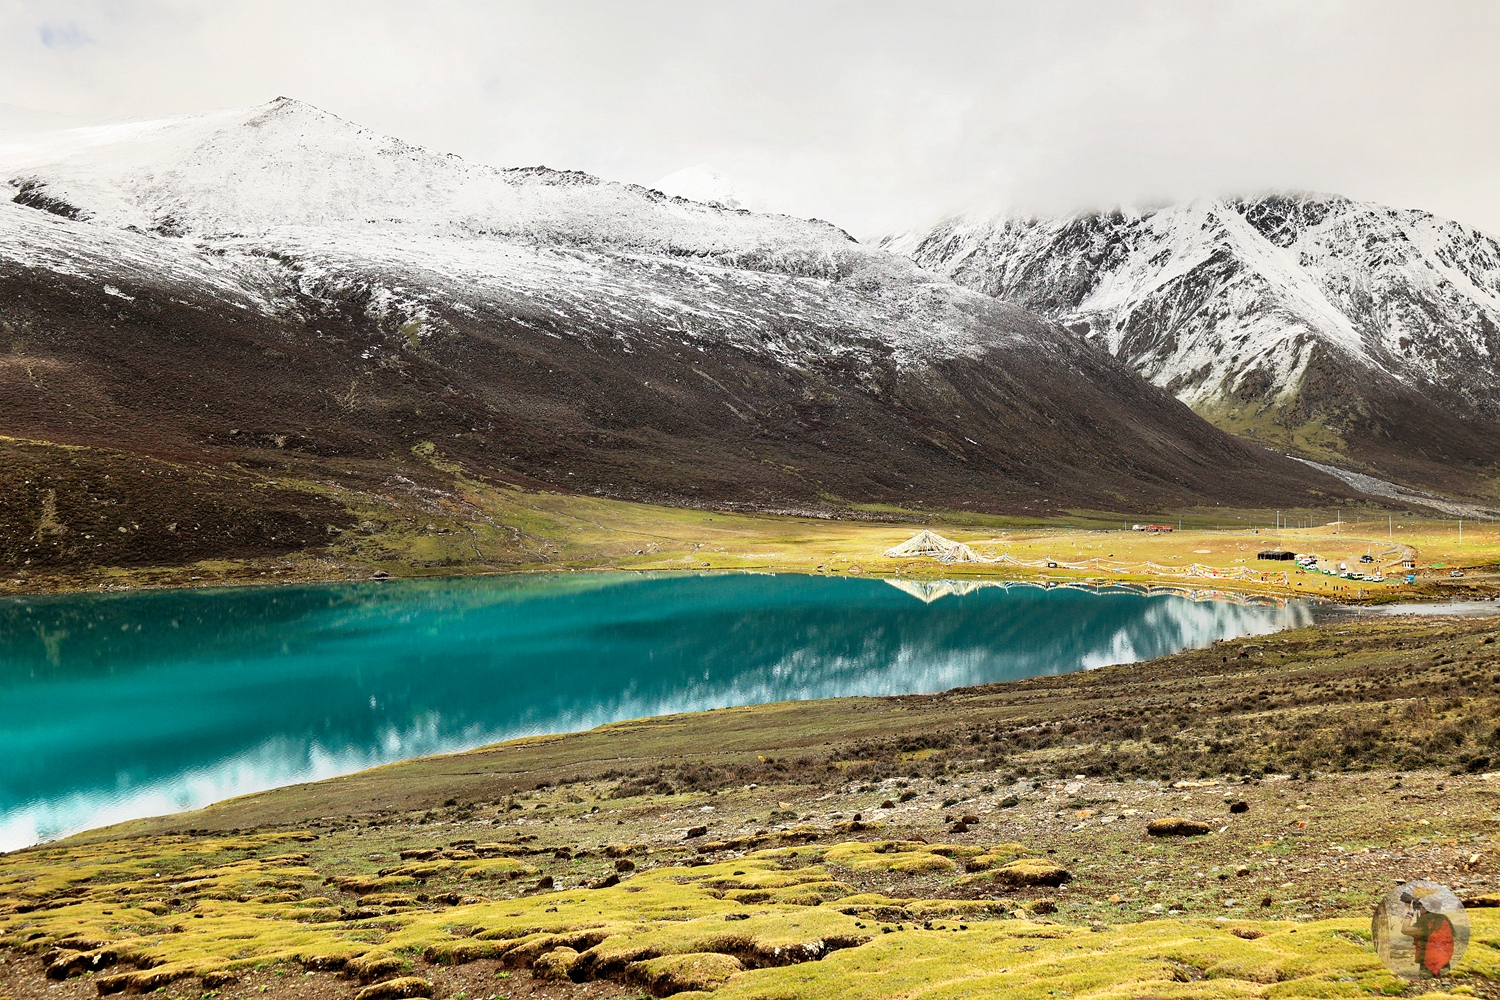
[[0, 98, 1042, 370], [887, 195, 1500, 489], [0, 100, 1353, 571]]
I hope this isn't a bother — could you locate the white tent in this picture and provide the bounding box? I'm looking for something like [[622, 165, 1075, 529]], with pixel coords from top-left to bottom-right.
[[883, 529, 982, 563]]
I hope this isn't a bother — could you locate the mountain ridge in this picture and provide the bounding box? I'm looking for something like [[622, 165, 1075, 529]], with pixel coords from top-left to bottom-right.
[[0, 98, 863, 265], [0, 99, 1361, 574], [886, 193, 1500, 493]]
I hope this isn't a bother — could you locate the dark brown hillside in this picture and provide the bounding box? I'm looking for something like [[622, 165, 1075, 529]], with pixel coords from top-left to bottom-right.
[[0, 438, 353, 570], [0, 258, 1357, 567], [1290, 342, 1500, 494]]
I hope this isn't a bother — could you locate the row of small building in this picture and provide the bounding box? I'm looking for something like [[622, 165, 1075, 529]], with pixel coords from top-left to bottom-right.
[[1257, 549, 1422, 584], [1257, 550, 1415, 570]]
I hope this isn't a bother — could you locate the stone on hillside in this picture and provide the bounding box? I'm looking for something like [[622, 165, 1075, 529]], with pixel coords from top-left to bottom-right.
[[1147, 817, 1212, 837]]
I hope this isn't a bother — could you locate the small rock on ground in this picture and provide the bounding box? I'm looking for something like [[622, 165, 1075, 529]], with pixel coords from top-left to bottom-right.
[[354, 977, 432, 1000]]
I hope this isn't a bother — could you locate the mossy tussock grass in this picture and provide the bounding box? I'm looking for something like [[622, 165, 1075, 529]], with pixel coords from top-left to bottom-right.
[[4, 829, 1495, 998]]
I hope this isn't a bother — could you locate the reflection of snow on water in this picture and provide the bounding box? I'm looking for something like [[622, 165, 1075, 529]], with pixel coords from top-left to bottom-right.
[[0, 587, 1315, 851], [1082, 629, 1139, 670], [1088, 597, 1312, 670], [0, 713, 489, 852]]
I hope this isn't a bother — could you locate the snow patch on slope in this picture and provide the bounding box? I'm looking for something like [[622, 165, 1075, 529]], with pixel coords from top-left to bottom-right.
[[0, 99, 1057, 372], [0, 99, 851, 270], [891, 193, 1500, 415], [1289, 457, 1500, 520]]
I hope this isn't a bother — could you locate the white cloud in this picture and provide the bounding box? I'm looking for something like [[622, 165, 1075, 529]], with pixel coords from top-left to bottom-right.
[[0, 0, 1496, 237]]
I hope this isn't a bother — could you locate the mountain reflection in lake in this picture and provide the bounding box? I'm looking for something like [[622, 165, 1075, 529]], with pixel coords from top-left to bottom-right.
[[0, 573, 1312, 849]]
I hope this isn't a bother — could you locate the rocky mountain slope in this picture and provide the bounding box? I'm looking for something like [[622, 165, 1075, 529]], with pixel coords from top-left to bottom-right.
[[0, 100, 1352, 573], [887, 195, 1500, 493]]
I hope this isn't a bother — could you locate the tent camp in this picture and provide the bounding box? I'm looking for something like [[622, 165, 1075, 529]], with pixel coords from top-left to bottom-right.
[[883, 530, 982, 563]]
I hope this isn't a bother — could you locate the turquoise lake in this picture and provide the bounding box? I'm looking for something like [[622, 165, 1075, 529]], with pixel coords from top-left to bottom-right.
[[0, 573, 1313, 850]]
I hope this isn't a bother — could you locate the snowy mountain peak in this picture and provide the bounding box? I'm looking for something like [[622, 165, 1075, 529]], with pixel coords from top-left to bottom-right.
[[1, 98, 1065, 382], [890, 193, 1500, 479], [0, 99, 858, 271], [0, 97, 476, 235]]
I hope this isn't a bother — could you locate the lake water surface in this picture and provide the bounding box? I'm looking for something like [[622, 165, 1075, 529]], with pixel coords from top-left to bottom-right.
[[0, 573, 1313, 850]]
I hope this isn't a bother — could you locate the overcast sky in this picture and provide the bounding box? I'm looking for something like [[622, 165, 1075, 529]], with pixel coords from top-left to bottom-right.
[[1, 0, 1497, 238]]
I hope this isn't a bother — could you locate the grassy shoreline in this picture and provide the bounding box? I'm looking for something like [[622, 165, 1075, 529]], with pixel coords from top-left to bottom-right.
[[7, 432, 1498, 604], [4, 467, 1498, 605]]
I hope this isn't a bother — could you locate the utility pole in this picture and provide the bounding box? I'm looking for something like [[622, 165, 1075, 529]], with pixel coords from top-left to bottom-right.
[[1388, 515, 1392, 541], [1459, 518, 1463, 544]]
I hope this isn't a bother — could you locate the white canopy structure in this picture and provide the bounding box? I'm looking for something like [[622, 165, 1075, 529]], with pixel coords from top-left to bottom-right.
[[883, 530, 982, 563]]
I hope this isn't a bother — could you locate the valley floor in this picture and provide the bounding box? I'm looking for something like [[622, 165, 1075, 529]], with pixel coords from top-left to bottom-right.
[[3, 614, 1499, 998], [3, 435, 1498, 604]]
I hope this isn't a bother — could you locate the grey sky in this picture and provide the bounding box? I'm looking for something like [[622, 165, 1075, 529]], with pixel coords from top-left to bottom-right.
[[1, 0, 1497, 238]]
